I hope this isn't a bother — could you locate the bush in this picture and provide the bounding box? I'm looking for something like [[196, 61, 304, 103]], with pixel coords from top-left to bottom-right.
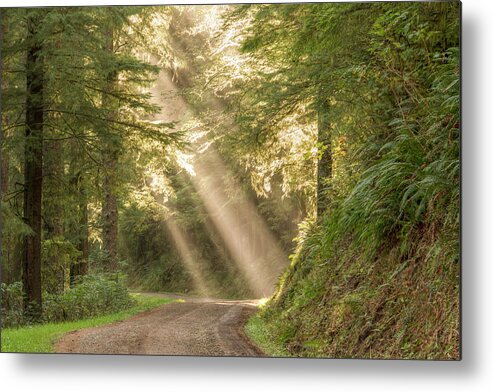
[[42, 274, 135, 323], [1, 275, 135, 327]]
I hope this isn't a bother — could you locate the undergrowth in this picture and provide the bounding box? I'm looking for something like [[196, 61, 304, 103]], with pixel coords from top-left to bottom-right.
[[1, 274, 135, 327], [0, 294, 173, 353], [247, 3, 460, 360]]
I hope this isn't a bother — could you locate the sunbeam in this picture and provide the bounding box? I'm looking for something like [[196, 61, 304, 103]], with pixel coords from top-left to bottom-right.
[[139, 6, 291, 298], [164, 216, 215, 297], [189, 145, 289, 298]]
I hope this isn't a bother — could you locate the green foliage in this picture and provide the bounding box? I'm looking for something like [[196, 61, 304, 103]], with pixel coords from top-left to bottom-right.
[[2, 3, 460, 360], [119, 198, 252, 298], [119, 202, 193, 293], [42, 274, 135, 324], [240, 2, 460, 359], [1, 275, 134, 328], [245, 311, 290, 357], [41, 236, 81, 294], [0, 203, 32, 284], [0, 282, 24, 327], [1, 6, 183, 321]]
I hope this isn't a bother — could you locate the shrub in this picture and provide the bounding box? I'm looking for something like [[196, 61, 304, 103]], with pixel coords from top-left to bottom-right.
[[42, 274, 135, 323], [1, 275, 135, 327]]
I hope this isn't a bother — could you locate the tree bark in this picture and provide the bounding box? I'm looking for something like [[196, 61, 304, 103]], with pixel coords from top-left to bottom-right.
[[23, 12, 44, 320], [316, 98, 332, 220]]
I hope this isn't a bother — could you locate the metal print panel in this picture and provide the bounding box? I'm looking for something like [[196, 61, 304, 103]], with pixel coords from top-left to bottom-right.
[[0, 1, 461, 359]]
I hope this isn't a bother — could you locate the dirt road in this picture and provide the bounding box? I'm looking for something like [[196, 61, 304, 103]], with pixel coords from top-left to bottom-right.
[[55, 295, 265, 357]]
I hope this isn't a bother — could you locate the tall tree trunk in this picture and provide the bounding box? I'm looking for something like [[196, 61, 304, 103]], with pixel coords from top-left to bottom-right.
[[101, 25, 119, 272], [316, 98, 332, 220], [23, 12, 44, 320]]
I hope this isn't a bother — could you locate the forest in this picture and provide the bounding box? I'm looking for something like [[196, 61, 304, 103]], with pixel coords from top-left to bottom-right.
[[0, 2, 460, 359]]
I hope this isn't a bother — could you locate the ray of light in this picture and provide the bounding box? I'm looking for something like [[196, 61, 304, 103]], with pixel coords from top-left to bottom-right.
[[164, 216, 215, 297], [189, 145, 289, 298], [146, 172, 215, 297], [140, 7, 291, 298]]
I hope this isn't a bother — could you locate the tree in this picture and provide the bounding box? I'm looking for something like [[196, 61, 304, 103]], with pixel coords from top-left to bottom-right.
[[1, 6, 181, 318], [22, 9, 46, 318], [216, 3, 377, 219]]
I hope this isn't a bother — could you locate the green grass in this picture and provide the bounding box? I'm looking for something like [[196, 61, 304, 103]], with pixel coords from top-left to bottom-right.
[[245, 312, 290, 358], [0, 294, 174, 353]]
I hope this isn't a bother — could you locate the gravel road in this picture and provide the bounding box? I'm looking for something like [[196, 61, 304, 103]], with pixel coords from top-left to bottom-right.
[[55, 295, 265, 357]]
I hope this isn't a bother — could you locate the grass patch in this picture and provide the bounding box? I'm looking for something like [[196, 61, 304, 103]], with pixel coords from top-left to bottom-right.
[[1, 293, 174, 353], [245, 311, 291, 358]]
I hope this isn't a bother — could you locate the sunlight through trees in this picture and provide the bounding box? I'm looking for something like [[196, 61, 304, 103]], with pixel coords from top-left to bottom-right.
[[1, 2, 459, 359]]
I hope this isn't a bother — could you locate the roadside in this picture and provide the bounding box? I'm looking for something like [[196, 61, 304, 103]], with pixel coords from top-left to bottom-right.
[[1, 294, 172, 353], [244, 312, 291, 358]]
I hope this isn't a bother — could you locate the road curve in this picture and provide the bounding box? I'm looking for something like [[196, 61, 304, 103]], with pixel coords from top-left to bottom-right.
[[55, 295, 265, 357]]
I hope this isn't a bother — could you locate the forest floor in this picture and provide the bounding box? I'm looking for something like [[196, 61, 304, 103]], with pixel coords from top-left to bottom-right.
[[55, 293, 266, 357]]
